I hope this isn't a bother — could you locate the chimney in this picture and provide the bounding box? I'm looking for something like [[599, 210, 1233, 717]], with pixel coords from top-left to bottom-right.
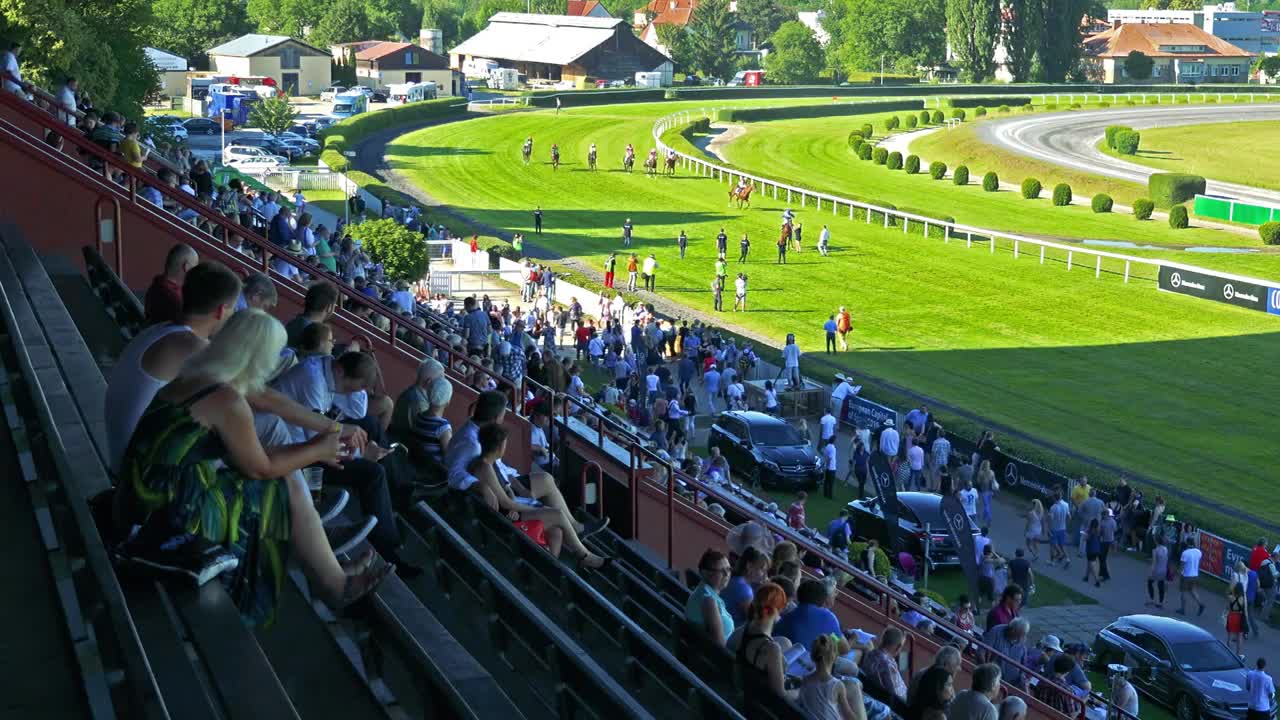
[[419, 28, 443, 53]]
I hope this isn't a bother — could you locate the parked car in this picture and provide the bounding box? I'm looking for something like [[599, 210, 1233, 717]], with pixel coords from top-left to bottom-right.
[[707, 411, 823, 490], [369, 91, 387, 103], [320, 85, 346, 102], [222, 144, 287, 169], [183, 117, 221, 135], [1092, 615, 1259, 720], [161, 120, 188, 140], [307, 116, 338, 133], [275, 131, 319, 151], [846, 492, 978, 568]]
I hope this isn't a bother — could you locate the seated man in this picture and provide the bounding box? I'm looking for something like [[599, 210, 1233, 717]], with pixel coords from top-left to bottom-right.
[[444, 390, 609, 568], [144, 243, 197, 326], [390, 358, 452, 481], [860, 627, 909, 707]]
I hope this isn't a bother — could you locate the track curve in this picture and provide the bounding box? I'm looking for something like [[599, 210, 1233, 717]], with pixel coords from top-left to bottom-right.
[[977, 104, 1280, 206]]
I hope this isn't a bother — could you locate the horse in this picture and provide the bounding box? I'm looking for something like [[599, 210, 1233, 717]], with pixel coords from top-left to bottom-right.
[[728, 183, 754, 209], [664, 153, 677, 176], [644, 154, 658, 177], [587, 149, 597, 171], [521, 142, 532, 165], [623, 153, 634, 173], [550, 149, 560, 170]]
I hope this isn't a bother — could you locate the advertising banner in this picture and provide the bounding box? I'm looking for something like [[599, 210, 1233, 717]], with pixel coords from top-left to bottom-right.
[[1269, 288, 1280, 316], [1196, 531, 1253, 583], [839, 394, 900, 433], [1158, 265, 1280, 315], [941, 493, 980, 602], [947, 435, 1071, 502], [869, 451, 900, 552]]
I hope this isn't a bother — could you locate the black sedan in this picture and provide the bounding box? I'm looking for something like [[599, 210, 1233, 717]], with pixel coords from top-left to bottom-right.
[[1092, 615, 1265, 720], [183, 117, 221, 135], [846, 492, 978, 567], [707, 411, 823, 490]]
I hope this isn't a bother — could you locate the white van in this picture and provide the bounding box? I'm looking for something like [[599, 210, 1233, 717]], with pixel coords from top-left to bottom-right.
[[464, 58, 500, 78], [222, 145, 288, 169]]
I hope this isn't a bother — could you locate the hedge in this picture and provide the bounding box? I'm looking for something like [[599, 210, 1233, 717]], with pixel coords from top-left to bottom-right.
[[905, 154, 920, 174], [847, 129, 864, 148], [1168, 204, 1189, 229], [717, 100, 924, 123], [1021, 178, 1041, 199], [1052, 183, 1072, 206], [1259, 221, 1280, 245], [982, 171, 999, 191], [886, 151, 903, 169], [918, 110, 931, 125], [1091, 193, 1113, 213], [858, 143, 873, 160], [320, 97, 469, 173], [526, 88, 665, 107], [1114, 130, 1141, 155], [998, 105, 1011, 113], [947, 96, 1031, 108], [974, 106, 987, 117], [905, 115, 918, 128], [884, 115, 900, 131], [873, 147, 888, 164], [861, 123, 874, 139], [953, 165, 969, 185], [850, 137, 864, 154], [1149, 173, 1206, 207], [1133, 198, 1155, 220], [951, 108, 967, 121], [1104, 125, 1133, 149], [929, 161, 947, 180]]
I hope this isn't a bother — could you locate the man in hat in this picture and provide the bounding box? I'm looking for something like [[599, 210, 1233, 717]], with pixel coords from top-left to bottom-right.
[[390, 279, 414, 314], [1062, 643, 1093, 695], [1028, 635, 1063, 675]]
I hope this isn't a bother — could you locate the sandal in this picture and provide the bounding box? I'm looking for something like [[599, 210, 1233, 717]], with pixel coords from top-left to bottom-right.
[[576, 553, 613, 573], [333, 559, 395, 609]]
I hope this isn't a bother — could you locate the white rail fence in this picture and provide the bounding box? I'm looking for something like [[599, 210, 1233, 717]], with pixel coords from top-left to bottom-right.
[[918, 91, 1280, 108], [651, 109, 1279, 290]]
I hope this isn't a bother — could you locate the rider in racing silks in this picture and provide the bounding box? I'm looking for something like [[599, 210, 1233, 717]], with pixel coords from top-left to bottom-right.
[[625, 143, 635, 161], [589, 143, 597, 161], [551, 143, 560, 161]]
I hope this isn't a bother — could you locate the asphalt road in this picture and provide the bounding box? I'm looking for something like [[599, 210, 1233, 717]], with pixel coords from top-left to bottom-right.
[[977, 103, 1280, 206]]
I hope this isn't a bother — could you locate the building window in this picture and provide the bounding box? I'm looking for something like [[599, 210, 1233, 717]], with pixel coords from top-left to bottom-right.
[[279, 46, 300, 69], [405, 51, 417, 65]]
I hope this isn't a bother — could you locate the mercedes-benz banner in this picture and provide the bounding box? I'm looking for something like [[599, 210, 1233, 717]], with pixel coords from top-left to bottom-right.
[[1159, 266, 1280, 315]]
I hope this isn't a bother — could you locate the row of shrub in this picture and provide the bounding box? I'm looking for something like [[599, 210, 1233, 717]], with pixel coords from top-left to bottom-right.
[[945, 96, 1032, 109], [882, 108, 969, 133], [1104, 125, 1141, 155], [717, 100, 923, 123], [319, 97, 468, 172], [1259, 221, 1280, 245]]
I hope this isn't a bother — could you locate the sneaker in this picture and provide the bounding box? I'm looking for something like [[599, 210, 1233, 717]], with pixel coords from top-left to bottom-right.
[[116, 532, 238, 587], [327, 516, 378, 557], [318, 488, 350, 525], [580, 515, 611, 540]]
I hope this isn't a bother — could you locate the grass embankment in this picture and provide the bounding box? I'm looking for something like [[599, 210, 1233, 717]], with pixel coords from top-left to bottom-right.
[[1097, 119, 1280, 193], [386, 103, 1280, 541]]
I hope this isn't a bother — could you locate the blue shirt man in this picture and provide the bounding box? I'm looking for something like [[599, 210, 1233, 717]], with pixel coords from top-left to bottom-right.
[[823, 318, 837, 334], [774, 580, 842, 651]]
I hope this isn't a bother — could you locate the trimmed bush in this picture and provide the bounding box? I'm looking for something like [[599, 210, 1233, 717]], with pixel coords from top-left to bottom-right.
[[998, 105, 1011, 113], [1168, 204, 1189, 229], [873, 147, 888, 165], [930, 109, 944, 123], [1020, 104, 1035, 113], [1052, 183, 1073, 206], [1021, 178, 1041, 199], [717, 100, 923, 123], [1069, 102, 1082, 109], [847, 129, 864, 148], [1133, 198, 1155, 220], [951, 108, 966, 121], [947, 96, 1030, 108], [1205, 97, 1217, 104], [1114, 130, 1141, 155], [929, 161, 947, 180], [1091, 193, 1113, 213], [1149, 173, 1207, 207], [953, 165, 969, 185], [905, 115, 918, 129], [1259, 221, 1280, 245], [1043, 103, 1058, 110], [885, 116, 900, 131], [1176, 96, 1190, 104], [974, 106, 987, 117], [850, 137, 864, 154], [982, 171, 999, 191], [858, 143, 873, 160], [886, 151, 903, 169], [919, 110, 931, 125], [1105, 125, 1133, 149], [905, 154, 920, 174], [860, 123, 874, 139]]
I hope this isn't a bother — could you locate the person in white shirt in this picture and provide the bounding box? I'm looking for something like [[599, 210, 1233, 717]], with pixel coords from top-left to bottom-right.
[[733, 273, 747, 311], [959, 480, 979, 521], [2, 41, 26, 95], [55, 76, 78, 124], [819, 411, 837, 445], [1246, 657, 1275, 720], [817, 225, 831, 256], [829, 375, 856, 416], [781, 333, 801, 388], [725, 381, 744, 410], [641, 254, 658, 291], [821, 440, 838, 499], [878, 422, 900, 457], [907, 442, 926, 490], [389, 280, 415, 314], [1178, 539, 1207, 616], [644, 369, 660, 405]]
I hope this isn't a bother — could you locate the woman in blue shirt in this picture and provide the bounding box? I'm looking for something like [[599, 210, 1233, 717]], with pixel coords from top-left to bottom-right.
[[686, 549, 734, 645], [721, 546, 770, 627]]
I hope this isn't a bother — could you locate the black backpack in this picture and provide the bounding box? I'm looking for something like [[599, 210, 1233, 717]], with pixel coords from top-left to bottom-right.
[[828, 519, 849, 550]]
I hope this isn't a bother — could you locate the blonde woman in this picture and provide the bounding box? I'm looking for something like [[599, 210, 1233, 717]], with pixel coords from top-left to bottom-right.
[[1025, 500, 1044, 562], [799, 634, 867, 720], [114, 310, 391, 626]]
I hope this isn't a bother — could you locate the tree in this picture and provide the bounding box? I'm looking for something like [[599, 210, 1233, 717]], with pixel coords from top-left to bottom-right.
[[309, 0, 373, 47], [684, 0, 738, 79], [1254, 54, 1280, 80], [145, 0, 251, 62], [735, 0, 793, 50], [1, 0, 158, 118], [945, 0, 999, 81], [351, 218, 429, 281], [248, 95, 298, 136], [1038, 0, 1088, 81], [1001, 0, 1042, 82], [1123, 50, 1153, 80], [1140, 0, 1200, 9], [656, 22, 695, 71], [764, 21, 823, 83], [247, 0, 328, 38], [825, 0, 944, 76], [366, 0, 423, 38]]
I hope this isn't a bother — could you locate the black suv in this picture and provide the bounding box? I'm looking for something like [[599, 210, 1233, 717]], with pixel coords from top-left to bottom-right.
[[847, 492, 978, 567], [707, 411, 822, 490]]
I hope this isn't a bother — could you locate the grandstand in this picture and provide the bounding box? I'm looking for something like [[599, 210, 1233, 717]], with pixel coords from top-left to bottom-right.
[[0, 85, 1129, 720]]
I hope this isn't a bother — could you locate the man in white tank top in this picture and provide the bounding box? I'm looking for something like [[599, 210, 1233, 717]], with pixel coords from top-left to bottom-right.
[[105, 260, 368, 473]]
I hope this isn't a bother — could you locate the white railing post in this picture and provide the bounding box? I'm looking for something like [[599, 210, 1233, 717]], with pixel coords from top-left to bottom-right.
[[772, 184, 777, 199], [924, 221, 930, 237], [1040, 246, 1045, 264], [802, 193, 807, 208], [966, 232, 972, 248], [849, 203, 853, 219], [832, 200, 836, 216], [903, 218, 908, 234], [865, 208, 870, 224], [990, 236, 995, 254], [1095, 255, 1102, 278], [883, 212, 889, 228], [1067, 251, 1073, 271], [944, 226, 950, 243], [1124, 261, 1130, 283], [1014, 239, 1019, 257], [787, 189, 792, 203]]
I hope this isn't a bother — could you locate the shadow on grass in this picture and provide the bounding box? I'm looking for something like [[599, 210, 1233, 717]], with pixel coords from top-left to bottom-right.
[[383, 143, 491, 158]]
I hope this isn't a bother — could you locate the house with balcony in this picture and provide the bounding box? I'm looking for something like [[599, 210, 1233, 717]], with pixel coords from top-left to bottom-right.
[[1083, 22, 1255, 83]]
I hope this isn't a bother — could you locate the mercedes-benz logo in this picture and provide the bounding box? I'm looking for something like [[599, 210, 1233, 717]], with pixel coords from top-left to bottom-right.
[[1223, 283, 1235, 300], [1170, 272, 1182, 288], [1004, 463, 1020, 486]]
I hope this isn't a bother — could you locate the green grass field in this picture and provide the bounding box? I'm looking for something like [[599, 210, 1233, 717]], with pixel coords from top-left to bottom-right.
[[386, 101, 1280, 535], [1098, 119, 1280, 192], [713, 114, 1265, 250]]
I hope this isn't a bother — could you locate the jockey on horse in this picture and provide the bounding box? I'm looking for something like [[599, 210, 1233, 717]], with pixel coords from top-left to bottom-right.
[[664, 148, 677, 176], [728, 178, 754, 209], [645, 148, 658, 177], [522, 136, 533, 165], [550, 143, 560, 170], [588, 142, 598, 171], [623, 143, 635, 173]]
